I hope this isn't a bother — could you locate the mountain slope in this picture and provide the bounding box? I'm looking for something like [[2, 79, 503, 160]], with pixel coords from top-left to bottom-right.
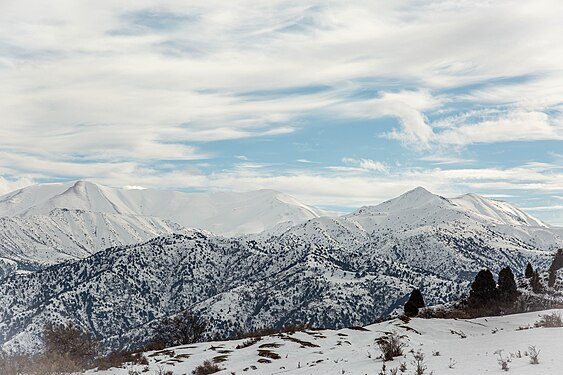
[[0, 181, 328, 236], [0, 208, 186, 267], [0, 231, 466, 353], [271, 187, 561, 280]]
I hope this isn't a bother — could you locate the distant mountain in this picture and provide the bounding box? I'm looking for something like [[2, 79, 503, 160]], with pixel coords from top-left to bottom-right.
[[0, 187, 561, 353], [0, 181, 329, 274], [0, 181, 327, 236]]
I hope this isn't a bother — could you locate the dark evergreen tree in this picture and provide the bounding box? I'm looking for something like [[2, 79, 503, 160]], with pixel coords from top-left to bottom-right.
[[404, 300, 419, 317], [525, 263, 534, 278], [497, 266, 519, 305], [468, 269, 497, 308], [403, 288, 426, 317], [548, 249, 563, 287]]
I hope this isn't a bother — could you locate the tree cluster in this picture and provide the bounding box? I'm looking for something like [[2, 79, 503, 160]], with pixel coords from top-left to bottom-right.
[[467, 267, 519, 311]]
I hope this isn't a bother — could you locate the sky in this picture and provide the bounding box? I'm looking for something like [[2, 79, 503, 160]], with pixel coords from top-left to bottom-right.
[[1, 0, 563, 224]]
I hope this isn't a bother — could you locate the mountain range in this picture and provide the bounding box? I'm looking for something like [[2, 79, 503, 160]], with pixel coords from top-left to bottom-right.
[[0, 181, 561, 353], [0, 181, 327, 275]]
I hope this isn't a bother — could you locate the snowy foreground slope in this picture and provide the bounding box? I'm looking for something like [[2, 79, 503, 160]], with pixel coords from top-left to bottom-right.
[[87, 309, 563, 375]]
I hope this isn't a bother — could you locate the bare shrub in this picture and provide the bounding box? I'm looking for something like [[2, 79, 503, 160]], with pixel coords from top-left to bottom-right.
[[152, 311, 207, 349], [529, 346, 540, 364], [376, 331, 407, 361], [411, 350, 427, 375], [534, 312, 563, 327], [95, 350, 148, 370], [399, 361, 407, 372], [154, 366, 174, 375], [43, 322, 98, 371], [235, 337, 261, 349], [494, 350, 510, 371], [192, 359, 221, 375]]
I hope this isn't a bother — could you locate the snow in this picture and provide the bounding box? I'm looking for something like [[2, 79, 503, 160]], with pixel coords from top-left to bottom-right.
[[452, 193, 548, 228], [0, 209, 187, 265], [86, 309, 563, 375]]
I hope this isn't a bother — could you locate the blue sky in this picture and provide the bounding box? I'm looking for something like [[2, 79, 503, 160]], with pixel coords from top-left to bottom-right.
[[0, 0, 562, 224]]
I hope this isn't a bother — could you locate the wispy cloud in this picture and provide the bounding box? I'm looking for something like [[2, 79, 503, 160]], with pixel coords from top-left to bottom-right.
[[342, 157, 389, 173], [1, 0, 563, 223]]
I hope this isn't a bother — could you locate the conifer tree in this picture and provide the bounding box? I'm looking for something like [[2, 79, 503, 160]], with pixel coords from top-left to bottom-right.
[[404, 288, 425, 317], [497, 266, 519, 305], [468, 269, 497, 308], [531, 271, 544, 293]]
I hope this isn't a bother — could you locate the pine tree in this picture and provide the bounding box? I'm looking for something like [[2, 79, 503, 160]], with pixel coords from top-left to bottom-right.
[[468, 269, 497, 308], [404, 300, 419, 317], [497, 266, 519, 305], [525, 263, 534, 278], [548, 249, 563, 287], [404, 288, 426, 317]]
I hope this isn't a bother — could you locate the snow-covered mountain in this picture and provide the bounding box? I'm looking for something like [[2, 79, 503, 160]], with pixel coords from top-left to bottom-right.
[[0, 181, 329, 275], [0, 231, 467, 353], [0, 181, 327, 236], [0, 186, 561, 353], [270, 187, 561, 280]]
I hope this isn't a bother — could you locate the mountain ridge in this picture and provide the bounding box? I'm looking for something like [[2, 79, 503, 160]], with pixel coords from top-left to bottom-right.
[[0, 181, 329, 236]]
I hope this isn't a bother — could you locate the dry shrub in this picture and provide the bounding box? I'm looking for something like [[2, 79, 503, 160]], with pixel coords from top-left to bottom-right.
[[192, 359, 221, 375], [534, 312, 563, 327], [376, 332, 407, 361], [94, 350, 149, 370]]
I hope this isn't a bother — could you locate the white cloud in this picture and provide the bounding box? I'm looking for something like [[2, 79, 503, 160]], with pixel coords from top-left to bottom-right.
[[1, 0, 563, 227], [436, 111, 563, 145], [342, 157, 388, 172], [420, 155, 476, 165]]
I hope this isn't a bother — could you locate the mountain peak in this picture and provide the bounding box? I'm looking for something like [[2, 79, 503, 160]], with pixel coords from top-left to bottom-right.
[[401, 186, 435, 198], [385, 186, 447, 207]]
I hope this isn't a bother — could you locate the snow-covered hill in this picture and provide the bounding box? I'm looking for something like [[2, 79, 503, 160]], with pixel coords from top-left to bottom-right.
[[86, 309, 563, 375], [0, 181, 327, 236]]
